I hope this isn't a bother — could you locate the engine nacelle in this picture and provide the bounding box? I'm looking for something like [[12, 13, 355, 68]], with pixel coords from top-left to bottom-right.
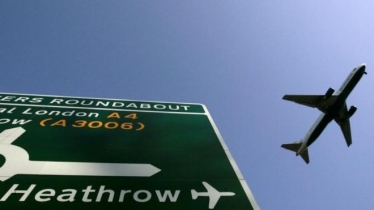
[[347, 106, 357, 118], [324, 88, 335, 99]]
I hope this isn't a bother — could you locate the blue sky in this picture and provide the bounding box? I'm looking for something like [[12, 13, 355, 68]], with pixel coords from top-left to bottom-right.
[[1, 1, 374, 209]]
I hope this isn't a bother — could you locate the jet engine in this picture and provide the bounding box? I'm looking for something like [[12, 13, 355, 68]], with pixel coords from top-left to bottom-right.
[[323, 88, 335, 100], [347, 106, 357, 118]]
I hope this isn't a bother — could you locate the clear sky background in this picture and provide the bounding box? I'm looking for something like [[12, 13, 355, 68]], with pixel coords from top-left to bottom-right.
[[1, 1, 374, 209]]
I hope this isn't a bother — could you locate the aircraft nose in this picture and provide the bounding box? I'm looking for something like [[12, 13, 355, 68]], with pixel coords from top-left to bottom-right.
[[358, 63, 367, 74]]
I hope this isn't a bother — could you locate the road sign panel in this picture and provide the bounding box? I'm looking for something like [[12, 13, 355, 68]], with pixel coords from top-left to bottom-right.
[[0, 93, 259, 210]]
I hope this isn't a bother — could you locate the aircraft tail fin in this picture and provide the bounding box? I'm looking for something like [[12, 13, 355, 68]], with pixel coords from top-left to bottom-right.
[[191, 190, 198, 200], [281, 142, 310, 164]]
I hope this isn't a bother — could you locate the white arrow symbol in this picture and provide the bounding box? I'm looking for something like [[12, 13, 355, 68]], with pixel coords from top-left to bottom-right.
[[0, 127, 161, 181]]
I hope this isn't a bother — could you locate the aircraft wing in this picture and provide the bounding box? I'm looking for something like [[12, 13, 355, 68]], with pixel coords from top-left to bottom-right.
[[283, 94, 338, 112], [282, 95, 325, 108], [334, 104, 352, 147], [202, 182, 220, 209]]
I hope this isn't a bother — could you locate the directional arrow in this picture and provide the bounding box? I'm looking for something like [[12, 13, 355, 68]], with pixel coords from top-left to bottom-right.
[[0, 127, 161, 181], [0, 127, 25, 144]]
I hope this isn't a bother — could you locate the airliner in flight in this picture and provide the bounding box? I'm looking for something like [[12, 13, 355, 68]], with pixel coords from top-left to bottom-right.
[[281, 64, 367, 164], [191, 182, 235, 209]]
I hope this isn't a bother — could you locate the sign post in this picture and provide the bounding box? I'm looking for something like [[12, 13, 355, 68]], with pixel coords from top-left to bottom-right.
[[0, 93, 259, 210]]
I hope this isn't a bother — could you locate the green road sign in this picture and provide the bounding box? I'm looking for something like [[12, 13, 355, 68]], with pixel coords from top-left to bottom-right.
[[0, 93, 259, 210]]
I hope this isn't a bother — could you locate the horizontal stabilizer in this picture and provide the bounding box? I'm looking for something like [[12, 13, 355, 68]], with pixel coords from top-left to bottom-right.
[[300, 149, 310, 164], [281, 142, 310, 164], [281, 142, 302, 152]]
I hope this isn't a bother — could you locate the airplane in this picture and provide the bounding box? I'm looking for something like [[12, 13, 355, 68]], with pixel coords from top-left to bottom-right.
[[191, 182, 235, 209], [281, 64, 367, 164]]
